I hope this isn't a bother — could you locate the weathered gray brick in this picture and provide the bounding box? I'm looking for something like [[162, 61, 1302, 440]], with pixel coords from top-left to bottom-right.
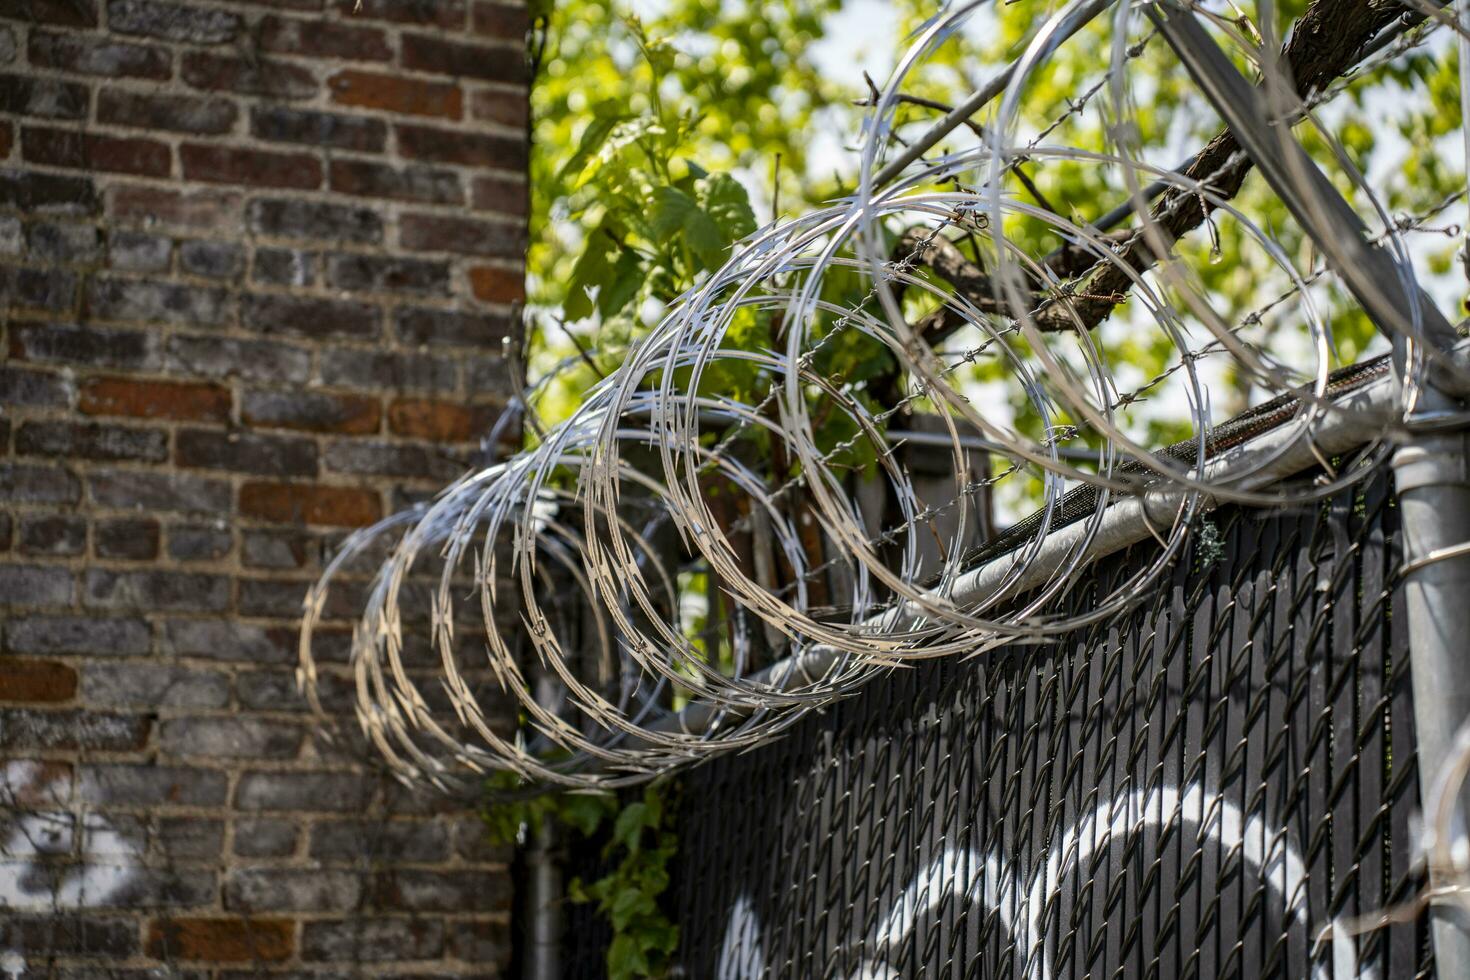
[[163, 619, 294, 664], [176, 427, 318, 476], [159, 716, 303, 758], [16, 420, 169, 463], [325, 253, 449, 295], [179, 239, 245, 280], [310, 819, 451, 863], [85, 814, 224, 862], [1, 266, 76, 311], [9, 322, 161, 371], [107, 0, 241, 43], [92, 868, 217, 909], [232, 817, 298, 857], [5, 615, 152, 656], [95, 517, 160, 560], [0, 914, 139, 957], [0, 214, 19, 254], [241, 529, 314, 570], [238, 577, 313, 618], [0, 709, 149, 751], [1, 462, 82, 504], [78, 764, 227, 807], [235, 670, 312, 712], [234, 771, 373, 812], [247, 198, 381, 244], [27, 221, 102, 264], [108, 230, 172, 272], [81, 663, 230, 709], [166, 333, 312, 384], [318, 347, 458, 392], [0, 366, 72, 408], [240, 292, 381, 341], [84, 569, 230, 612], [251, 247, 314, 287], [157, 817, 225, 860], [368, 870, 510, 912], [89, 469, 232, 515], [324, 440, 461, 478], [301, 917, 444, 961], [448, 919, 511, 964], [0, 564, 76, 606], [395, 305, 514, 348], [17, 514, 87, 556], [165, 523, 233, 562], [87, 275, 232, 327], [224, 868, 362, 912]]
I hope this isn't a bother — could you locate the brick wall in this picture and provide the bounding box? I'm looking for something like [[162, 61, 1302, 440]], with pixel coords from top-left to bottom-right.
[[0, 0, 528, 975]]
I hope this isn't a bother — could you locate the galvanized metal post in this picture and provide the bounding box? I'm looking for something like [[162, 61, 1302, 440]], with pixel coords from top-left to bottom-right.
[[1396, 397, 1470, 976], [524, 816, 563, 980]]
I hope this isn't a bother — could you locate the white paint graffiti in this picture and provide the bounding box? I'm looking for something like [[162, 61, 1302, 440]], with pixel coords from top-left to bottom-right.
[[0, 762, 145, 975], [717, 783, 1373, 980]]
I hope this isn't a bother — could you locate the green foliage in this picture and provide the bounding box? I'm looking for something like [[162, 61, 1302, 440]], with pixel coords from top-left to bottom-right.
[[484, 774, 679, 980], [526, 0, 849, 427]]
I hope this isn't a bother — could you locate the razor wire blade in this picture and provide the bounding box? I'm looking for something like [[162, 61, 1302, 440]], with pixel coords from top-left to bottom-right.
[[298, 0, 1470, 798]]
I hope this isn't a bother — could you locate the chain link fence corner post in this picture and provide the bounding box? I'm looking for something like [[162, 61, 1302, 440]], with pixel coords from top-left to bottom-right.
[[1397, 408, 1470, 977]]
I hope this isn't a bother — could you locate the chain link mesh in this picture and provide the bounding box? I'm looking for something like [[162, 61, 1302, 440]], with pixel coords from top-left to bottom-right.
[[565, 463, 1428, 979]]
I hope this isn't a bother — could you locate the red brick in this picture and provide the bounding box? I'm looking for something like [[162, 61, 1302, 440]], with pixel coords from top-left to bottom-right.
[[388, 398, 492, 442], [80, 378, 230, 423], [181, 51, 318, 100], [240, 482, 381, 527], [468, 265, 524, 305], [328, 70, 461, 120], [109, 184, 243, 231], [260, 15, 391, 60], [22, 127, 171, 177], [0, 660, 78, 703], [471, 174, 527, 215], [470, 88, 529, 129], [181, 144, 321, 190], [397, 123, 525, 168], [333, 0, 464, 26], [472, 1, 528, 39], [400, 213, 523, 257], [401, 34, 526, 84], [146, 918, 293, 962]]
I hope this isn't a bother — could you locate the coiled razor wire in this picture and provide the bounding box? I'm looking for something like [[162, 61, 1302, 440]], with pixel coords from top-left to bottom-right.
[[299, 0, 1470, 802]]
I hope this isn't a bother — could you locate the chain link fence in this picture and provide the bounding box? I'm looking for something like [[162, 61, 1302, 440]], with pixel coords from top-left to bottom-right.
[[630, 463, 1428, 979]]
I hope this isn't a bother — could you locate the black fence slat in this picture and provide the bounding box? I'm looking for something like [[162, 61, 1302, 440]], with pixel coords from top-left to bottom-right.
[[568, 467, 1427, 980]]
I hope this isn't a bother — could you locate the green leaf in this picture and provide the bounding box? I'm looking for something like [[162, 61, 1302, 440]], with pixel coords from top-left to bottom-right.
[[607, 933, 650, 980], [567, 876, 589, 903], [650, 186, 698, 240], [561, 792, 614, 836], [558, 107, 627, 183], [609, 887, 655, 930], [613, 802, 648, 853], [697, 172, 757, 244], [565, 223, 620, 321], [599, 247, 645, 318]]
